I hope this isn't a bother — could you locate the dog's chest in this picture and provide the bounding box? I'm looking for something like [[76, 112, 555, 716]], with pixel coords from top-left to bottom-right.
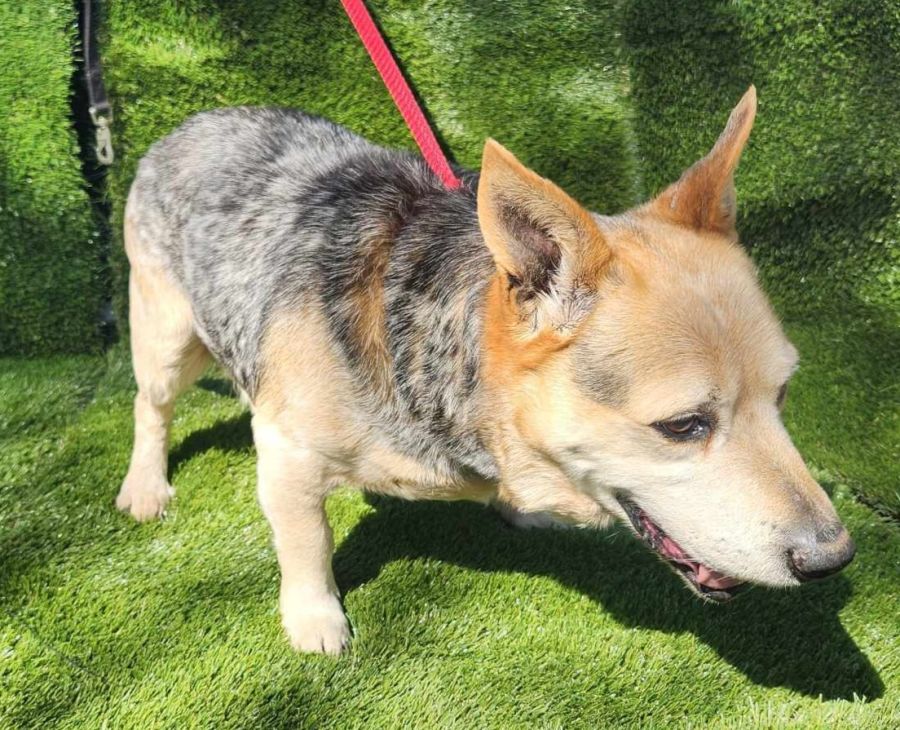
[[350, 437, 497, 503]]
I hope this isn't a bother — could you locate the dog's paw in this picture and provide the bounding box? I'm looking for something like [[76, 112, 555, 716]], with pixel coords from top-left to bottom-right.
[[281, 589, 350, 655], [493, 500, 570, 530], [115, 473, 174, 522]]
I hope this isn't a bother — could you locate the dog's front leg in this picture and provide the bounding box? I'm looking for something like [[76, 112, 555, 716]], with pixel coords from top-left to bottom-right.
[[495, 455, 612, 529], [253, 416, 350, 655]]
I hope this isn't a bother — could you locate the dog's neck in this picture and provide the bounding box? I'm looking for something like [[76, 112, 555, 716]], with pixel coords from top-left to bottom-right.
[[320, 169, 501, 481], [382, 181, 501, 479]]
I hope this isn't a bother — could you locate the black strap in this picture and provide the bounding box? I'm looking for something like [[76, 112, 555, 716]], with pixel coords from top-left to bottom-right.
[[82, 0, 113, 164], [83, 0, 108, 113]]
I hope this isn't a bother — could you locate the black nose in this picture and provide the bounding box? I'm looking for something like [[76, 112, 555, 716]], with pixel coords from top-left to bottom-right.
[[788, 525, 856, 581]]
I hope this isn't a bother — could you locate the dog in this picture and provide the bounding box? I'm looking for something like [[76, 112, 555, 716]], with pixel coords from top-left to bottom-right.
[[117, 86, 855, 654]]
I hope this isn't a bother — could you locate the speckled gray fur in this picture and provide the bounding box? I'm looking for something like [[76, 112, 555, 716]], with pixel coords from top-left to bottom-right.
[[129, 107, 499, 478]]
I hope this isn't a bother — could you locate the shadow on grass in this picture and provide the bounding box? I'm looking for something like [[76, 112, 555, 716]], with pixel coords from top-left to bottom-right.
[[168, 409, 253, 477], [333, 495, 883, 702], [196, 375, 237, 399], [148, 386, 884, 702]]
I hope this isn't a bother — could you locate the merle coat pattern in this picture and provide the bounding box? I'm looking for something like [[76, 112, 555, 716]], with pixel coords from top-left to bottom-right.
[[130, 107, 498, 480]]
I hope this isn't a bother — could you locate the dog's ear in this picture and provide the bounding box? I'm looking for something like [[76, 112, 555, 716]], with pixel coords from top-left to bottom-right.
[[650, 85, 757, 236], [477, 139, 610, 333]]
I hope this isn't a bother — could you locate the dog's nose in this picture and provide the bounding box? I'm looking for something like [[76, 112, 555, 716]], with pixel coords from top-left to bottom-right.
[[788, 524, 856, 581]]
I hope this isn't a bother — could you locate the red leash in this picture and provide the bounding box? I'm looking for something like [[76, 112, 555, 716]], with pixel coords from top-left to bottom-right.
[[340, 0, 462, 190]]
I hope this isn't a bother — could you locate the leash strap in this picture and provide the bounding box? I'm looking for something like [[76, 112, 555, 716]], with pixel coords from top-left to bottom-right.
[[82, 0, 113, 165], [340, 0, 461, 189]]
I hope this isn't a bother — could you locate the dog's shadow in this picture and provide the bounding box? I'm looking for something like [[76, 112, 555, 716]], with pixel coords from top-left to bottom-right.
[[169, 409, 883, 701], [334, 495, 883, 702]]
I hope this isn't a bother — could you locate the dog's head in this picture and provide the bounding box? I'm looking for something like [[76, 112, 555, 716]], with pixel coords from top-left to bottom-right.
[[477, 86, 854, 600]]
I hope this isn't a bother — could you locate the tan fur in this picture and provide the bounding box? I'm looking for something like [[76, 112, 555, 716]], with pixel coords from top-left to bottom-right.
[[650, 86, 756, 235], [478, 139, 612, 337], [478, 139, 611, 282], [345, 232, 394, 396], [117, 196, 210, 521], [510, 214, 824, 585], [251, 310, 496, 652], [478, 276, 614, 525], [255, 310, 497, 501]]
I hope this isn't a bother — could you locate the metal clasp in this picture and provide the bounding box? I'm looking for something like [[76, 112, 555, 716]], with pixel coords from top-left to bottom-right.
[[89, 106, 114, 166]]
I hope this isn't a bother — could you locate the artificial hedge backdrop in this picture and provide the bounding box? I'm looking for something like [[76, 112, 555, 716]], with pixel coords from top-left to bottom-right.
[[2, 0, 897, 347], [0, 1, 897, 511], [101, 0, 900, 322], [0, 1, 103, 355]]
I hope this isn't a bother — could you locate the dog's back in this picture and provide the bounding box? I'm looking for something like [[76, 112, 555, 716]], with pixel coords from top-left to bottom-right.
[[129, 108, 378, 390]]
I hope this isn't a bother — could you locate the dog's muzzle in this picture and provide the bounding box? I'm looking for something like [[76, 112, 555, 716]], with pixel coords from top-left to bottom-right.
[[617, 497, 747, 602]]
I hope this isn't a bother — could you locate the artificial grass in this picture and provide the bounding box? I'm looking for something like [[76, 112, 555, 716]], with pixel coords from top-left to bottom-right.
[[784, 317, 899, 520], [1, 3, 897, 724], [0, 339, 898, 728], [0, 2, 103, 355]]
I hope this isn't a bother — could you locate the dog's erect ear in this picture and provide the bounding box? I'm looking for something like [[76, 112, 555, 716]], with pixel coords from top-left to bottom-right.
[[650, 85, 757, 236], [477, 139, 610, 333]]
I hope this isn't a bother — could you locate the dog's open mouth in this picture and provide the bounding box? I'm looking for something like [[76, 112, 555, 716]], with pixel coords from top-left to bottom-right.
[[618, 498, 746, 602]]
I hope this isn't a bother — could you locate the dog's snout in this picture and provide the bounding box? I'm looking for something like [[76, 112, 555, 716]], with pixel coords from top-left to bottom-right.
[[788, 524, 856, 581]]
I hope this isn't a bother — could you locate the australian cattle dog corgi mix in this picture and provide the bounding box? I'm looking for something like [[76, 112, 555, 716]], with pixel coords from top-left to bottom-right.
[[118, 86, 855, 654]]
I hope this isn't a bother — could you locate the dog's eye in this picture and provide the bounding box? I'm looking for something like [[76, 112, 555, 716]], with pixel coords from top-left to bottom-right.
[[654, 415, 711, 442]]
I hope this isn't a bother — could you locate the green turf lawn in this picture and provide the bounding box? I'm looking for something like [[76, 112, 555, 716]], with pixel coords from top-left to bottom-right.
[[1, 1, 896, 725], [1, 322, 897, 728]]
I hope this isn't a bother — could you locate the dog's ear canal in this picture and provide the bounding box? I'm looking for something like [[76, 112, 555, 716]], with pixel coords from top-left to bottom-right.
[[477, 139, 610, 329], [651, 85, 757, 236]]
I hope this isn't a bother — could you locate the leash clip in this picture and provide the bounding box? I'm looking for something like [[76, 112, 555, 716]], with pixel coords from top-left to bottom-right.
[[89, 105, 114, 166]]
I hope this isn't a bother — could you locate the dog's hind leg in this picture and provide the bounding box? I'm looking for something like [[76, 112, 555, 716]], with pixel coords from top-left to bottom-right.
[[116, 210, 210, 521]]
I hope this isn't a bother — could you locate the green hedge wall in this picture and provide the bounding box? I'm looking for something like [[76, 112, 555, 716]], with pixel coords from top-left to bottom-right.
[[623, 0, 900, 320], [0, 2, 103, 355], [4, 2, 895, 351], [101, 0, 640, 323], [100, 0, 898, 328], [7, 0, 900, 353]]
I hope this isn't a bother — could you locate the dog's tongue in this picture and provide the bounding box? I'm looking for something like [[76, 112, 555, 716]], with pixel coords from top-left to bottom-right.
[[656, 528, 742, 590], [695, 565, 743, 590], [658, 534, 687, 560]]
